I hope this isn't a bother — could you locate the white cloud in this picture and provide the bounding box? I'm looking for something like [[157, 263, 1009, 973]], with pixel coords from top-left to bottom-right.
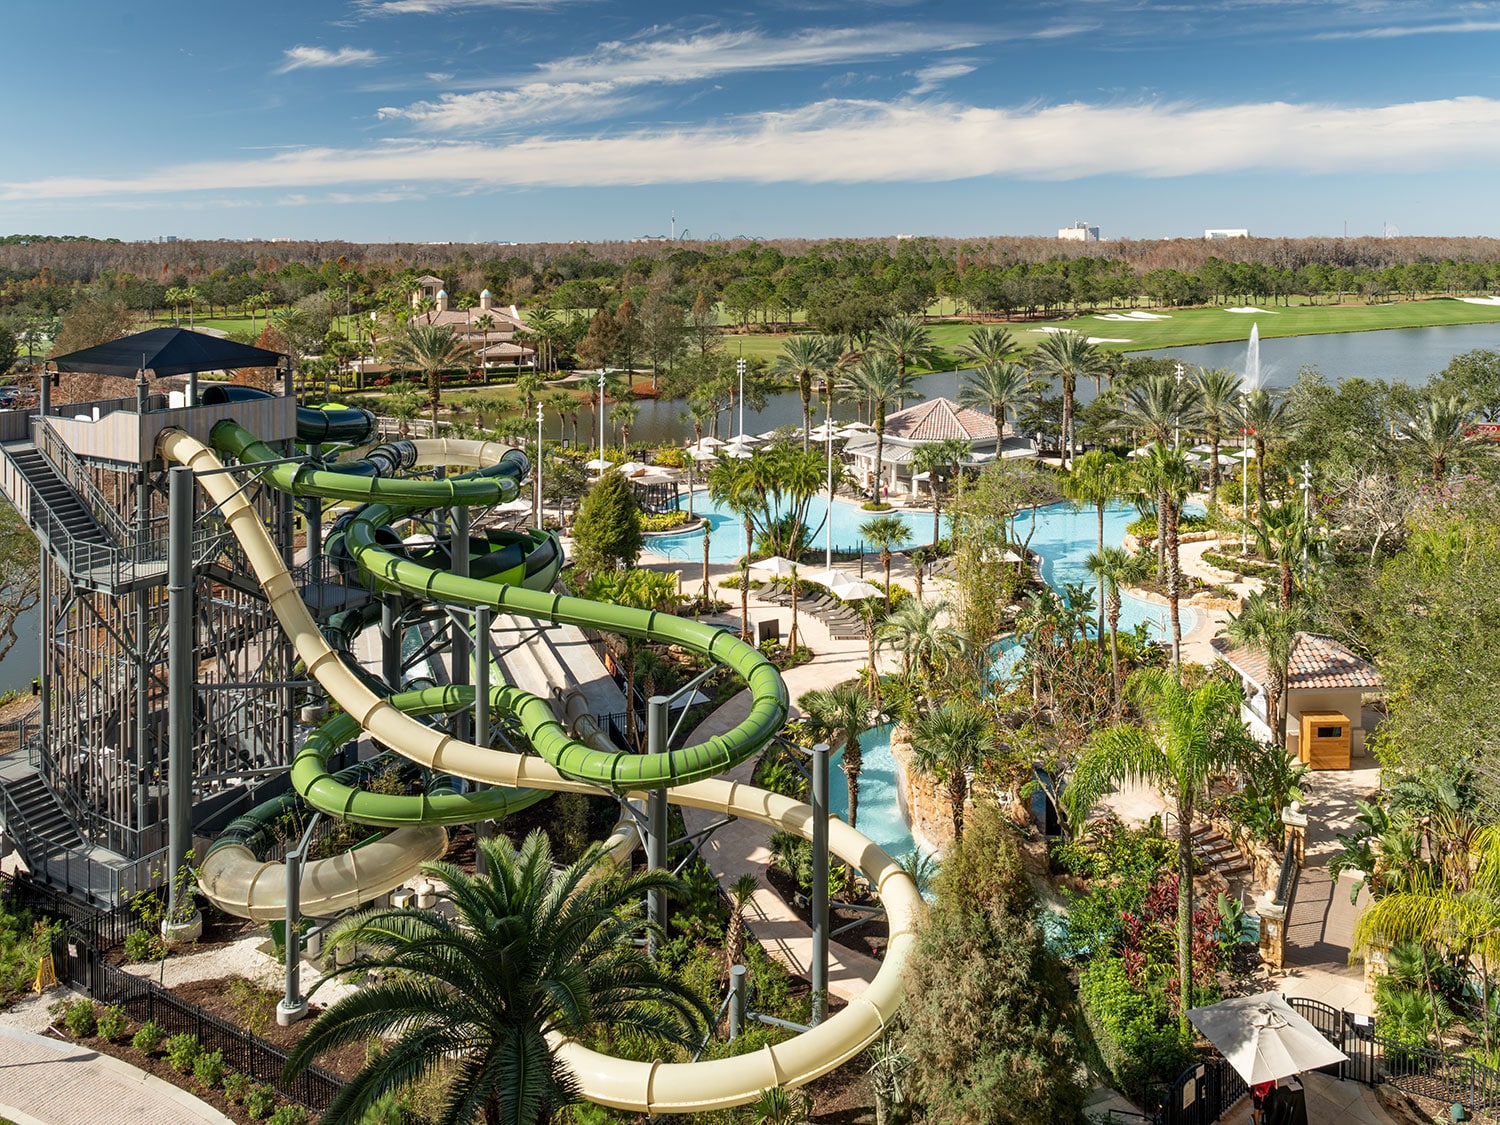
[[355, 0, 584, 13], [909, 62, 976, 95], [1318, 19, 1500, 38], [277, 45, 381, 73], [14, 95, 1500, 199], [379, 82, 628, 130]]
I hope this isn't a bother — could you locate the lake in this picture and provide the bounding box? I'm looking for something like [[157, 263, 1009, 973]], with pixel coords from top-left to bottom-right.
[[558, 320, 1500, 447]]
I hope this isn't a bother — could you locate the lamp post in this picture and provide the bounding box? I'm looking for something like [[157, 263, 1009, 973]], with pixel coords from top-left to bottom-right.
[[1239, 390, 1249, 555], [597, 372, 606, 460], [535, 402, 544, 528], [736, 356, 746, 442], [1174, 362, 1184, 447]]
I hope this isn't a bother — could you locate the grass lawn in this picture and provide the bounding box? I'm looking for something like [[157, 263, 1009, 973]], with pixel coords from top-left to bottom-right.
[[719, 297, 1500, 371]]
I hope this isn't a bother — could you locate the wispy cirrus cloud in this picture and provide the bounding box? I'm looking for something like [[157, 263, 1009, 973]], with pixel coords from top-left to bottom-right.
[[1318, 19, 1500, 38], [354, 0, 586, 14], [12, 95, 1500, 200], [380, 24, 996, 131], [910, 62, 976, 95], [277, 45, 382, 73]]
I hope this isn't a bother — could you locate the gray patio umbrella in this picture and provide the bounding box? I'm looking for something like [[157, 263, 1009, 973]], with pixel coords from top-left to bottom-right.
[[1185, 992, 1348, 1086]]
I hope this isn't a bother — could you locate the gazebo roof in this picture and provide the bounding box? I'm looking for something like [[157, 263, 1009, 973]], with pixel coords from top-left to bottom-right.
[[1212, 632, 1384, 692], [881, 397, 999, 443]]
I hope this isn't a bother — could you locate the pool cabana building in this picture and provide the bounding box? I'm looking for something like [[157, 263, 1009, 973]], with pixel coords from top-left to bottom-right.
[[842, 397, 1001, 495]]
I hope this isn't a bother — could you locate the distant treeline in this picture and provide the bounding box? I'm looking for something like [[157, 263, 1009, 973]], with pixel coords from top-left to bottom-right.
[[5, 233, 1500, 329]]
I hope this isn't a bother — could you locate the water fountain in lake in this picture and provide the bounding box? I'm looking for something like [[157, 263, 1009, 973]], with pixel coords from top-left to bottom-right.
[[1245, 322, 1261, 389]]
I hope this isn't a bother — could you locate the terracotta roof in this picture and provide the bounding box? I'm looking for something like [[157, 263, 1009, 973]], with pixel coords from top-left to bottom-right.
[[1212, 632, 1384, 691], [882, 397, 999, 443]]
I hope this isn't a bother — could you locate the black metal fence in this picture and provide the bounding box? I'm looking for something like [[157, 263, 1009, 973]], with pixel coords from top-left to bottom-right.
[[1150, 997, 1500, 1124], [4, 872, 344, 1114], [93, 962, 344, 1114]]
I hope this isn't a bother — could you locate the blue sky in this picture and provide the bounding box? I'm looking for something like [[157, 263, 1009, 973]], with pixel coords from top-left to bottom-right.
[[6, 1, 1500, 243]]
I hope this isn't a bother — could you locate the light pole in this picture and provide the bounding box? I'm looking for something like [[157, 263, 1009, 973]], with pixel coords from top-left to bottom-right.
[[1239, 390, 1249, 555], [597, 372, 606, 462], [736, 356, 746, 442], [535, 402, 544, 528], [1173, 362, 1184, 447]]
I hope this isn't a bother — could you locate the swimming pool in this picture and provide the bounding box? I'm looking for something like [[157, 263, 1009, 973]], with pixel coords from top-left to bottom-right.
[[645, 490, 931, 564], [827, 724, 917, 862]]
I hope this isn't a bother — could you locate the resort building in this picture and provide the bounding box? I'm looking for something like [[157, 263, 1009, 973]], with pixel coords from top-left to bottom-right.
[[1211, 632, 1385, 769], [411, 279, 535, 370], [1058, 221, 1100, 241], [843, 397, 1004, 496]]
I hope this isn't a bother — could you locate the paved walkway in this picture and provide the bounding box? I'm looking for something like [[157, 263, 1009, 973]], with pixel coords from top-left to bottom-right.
[[642, 547, 892, 1001], [0, 1025, 234, 1125]]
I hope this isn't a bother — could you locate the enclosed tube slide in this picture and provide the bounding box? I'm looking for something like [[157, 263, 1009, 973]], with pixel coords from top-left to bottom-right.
[[162, 426, 920, 1113]]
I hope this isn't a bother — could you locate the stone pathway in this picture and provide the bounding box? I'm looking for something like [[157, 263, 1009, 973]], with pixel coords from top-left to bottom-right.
[[0, 1025, 234, 1125]]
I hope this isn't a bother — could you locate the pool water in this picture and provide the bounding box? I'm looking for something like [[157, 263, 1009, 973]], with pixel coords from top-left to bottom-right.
[[827, 724, 917, 863], [647, 491, 931, 563]]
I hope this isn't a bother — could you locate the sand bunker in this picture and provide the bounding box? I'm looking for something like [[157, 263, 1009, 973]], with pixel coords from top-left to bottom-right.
[[1459, 296, 1500, 305], [1226, 306, 1274, 314]]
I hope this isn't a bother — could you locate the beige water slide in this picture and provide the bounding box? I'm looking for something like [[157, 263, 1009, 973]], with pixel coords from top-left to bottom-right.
[[164, 428, 922, 1114]]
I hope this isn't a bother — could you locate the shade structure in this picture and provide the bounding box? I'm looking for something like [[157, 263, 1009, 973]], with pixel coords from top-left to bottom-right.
[[752, 555, 799, 578], [756, 429, 782, 441], [690, 448, 718, 463], [807, 423, 843, 441], [617, 461, 650, 475], [803, 567, 846, 588], [841, 421, 874, 432], [1186, 992, 1348, 1086], [832, 579, 883, 602], [1235, 447, 1258, 459], [687, 435, 725, 449], [51, 327, 284, 377], [584, 458, 613, 470], [720, 443, 755, 459]]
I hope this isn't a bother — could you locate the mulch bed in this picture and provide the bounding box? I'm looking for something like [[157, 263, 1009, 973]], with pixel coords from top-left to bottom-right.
[[764, 867, 889, 961], [103, 910, 255, 967]]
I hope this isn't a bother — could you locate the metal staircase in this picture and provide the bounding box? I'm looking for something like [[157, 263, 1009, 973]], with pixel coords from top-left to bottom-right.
[[2, 772, 86, 853], [0, 437, 166, 593]]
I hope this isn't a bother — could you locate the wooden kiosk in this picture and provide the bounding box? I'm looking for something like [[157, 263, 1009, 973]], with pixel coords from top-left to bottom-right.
[[1298, 711, 1352, 771]]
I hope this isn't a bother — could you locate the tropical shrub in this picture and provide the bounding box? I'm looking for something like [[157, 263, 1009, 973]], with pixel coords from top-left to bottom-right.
[[640, 509, 690, 532], [62, 998, 97, 1037], [95, 1003, 129, 1041], [223, 1071, 252, 1104], [193, 1047, 225, 1089], [131, 1019, 165, 1054], [244, 1083, 279, 1120], [165, 1032, 201, 1073], [1078, 956, 1195, 1098], [267, 1106, 309, 1125]]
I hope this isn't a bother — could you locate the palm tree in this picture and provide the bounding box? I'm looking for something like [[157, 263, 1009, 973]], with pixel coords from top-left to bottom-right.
[[771, 334, 841, 449], [1193, 367, 1243, 493], [1061, 450, 1125, 642], [872, 316, 939, 407], [515, 370, 545, 416], [1250, 501, 1318, 608], [750, 1086, 814, 1125], [1353, 825, 1500, 1058], [1397, 394, 1484, 480], [910, 697, 994, 841], [958, 361, 1031, 434], [613, 401, 641, 451], [858, 514, 912, 603], [1085, 545, 1143, 709], [799, 681, 872, 828], [876, 598, 968, 689], [1029, 330, 1110, 465], [1240, 388, 1291, 507], [1062, 670, 1247, 1016], [839, 353, 923, 500], [388, 323, 472, 432], [1222, 591, 1312, 750], [954, 323, 1019, 368], [723, 872, 761, 972], [284, 832, 710, 1125], [910, 438, 971, 547], [708, 456, 759, 639], [1134, 443, 1196, 672]]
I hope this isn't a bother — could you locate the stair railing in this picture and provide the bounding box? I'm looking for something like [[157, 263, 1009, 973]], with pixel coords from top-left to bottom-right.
[[32, 416, 133, 545]]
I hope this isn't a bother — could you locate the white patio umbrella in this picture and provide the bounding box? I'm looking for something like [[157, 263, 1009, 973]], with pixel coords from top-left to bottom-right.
[[756, 429, 782, 441], [617, 460, 650, 475], [753, 555, 803, 652], [584, 457, 612, 471], [690, 448, 719, 463], [1001, 549, 1026, 564], [831, 577, 883, 601], [803, 566, 845, 589], [1235, 447, 1258, 459], [1185, 992, 1348, 1086], [496, 497, 533, 513], [720, 446, 753, 459], [688, 435, 725, 449], [841, 421, 874, 433]]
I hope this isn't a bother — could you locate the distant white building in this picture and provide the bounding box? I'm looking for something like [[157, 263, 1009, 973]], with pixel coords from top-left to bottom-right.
[[1058, 221, 1099, 242], [1205, 229, 1250, 240]]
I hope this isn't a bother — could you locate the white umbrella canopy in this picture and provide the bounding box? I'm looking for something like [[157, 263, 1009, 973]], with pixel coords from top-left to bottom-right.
[[832, 577, 884, 601], [803, 567, 846, 588], [688, 435, 726, 449], [1186, 992, 1348, 1086], [617, 460, 650, 475], [496, 497, 533, 513], [584, 458, 612, 470], [752, 555, 800, 577], [1234, 447, 1258, 459], [690, 448, 719, 463], [841, 421, 874, 433]]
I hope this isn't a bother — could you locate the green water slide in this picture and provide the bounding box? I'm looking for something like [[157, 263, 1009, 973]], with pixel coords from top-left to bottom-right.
[[211, 418, 788, 792]]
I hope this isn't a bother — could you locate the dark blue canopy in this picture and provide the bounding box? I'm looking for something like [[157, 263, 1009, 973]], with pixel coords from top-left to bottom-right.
[[50, 328, 284, 378]]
